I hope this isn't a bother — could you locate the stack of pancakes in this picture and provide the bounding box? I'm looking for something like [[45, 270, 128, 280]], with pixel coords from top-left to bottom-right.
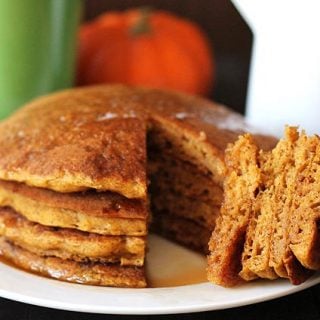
[[0, 99, 148, 287], [0, 85, 275, 287], [0, 182, 147, 287]]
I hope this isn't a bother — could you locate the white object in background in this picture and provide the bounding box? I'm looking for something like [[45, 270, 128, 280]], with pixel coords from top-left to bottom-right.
[[231, 0, 320, 137]]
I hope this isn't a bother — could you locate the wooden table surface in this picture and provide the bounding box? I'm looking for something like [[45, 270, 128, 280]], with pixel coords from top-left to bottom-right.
[[1, 282, 320, 320]]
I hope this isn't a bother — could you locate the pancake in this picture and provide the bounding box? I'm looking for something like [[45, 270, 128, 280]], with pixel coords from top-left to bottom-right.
[[207, 134, 264, 287], [0, 207, 145, 266], [148, 155, 223, 204], [288, 133, 320, 270], [152, 192, 220, 230], [0, 85, 276, 287], [152, 214, 212, 253], [0, 85, 275, 198], [240, 128, 312, 284], [208, 128, 317, 288], [0, 237, 146, 288], [0, 180, 147, 236], [0, 116, 147, 198]]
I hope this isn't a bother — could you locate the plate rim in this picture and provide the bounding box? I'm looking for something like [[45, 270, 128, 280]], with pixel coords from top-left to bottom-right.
[[0, 265, 319, 315]]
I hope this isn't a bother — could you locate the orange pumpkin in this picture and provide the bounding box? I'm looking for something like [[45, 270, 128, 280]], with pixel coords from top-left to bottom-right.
[[77, 8, 214, 96]]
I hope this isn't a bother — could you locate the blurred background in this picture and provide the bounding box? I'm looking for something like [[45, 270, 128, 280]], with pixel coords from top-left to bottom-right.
[[84, 0, 252, 115], [2, 0, 320, 134], [0, 0, 251, 118]]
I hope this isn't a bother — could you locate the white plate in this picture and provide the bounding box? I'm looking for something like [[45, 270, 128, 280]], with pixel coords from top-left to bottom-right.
[[0, 234, 319, 315]]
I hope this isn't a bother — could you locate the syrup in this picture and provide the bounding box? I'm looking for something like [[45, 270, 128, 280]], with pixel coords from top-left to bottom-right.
[[146, 234, 207, 288], [0, 235, 208, 288]]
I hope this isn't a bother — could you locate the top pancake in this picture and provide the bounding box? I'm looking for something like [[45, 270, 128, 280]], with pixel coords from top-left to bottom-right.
[[0, 85, 276, 198]]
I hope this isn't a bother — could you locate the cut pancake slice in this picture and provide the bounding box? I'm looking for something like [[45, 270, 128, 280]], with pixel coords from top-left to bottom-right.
[[0, 237, 146, 288], [0, 180, 147, 236], [240, 128, 311, 284], [207, 134, 263, 287], [208, 128, 315, 287], [289, 131, 320, 271], [240, 133, 297, 281], [0, 207, 145, 266], [268, 128, 305, 281], [240, 183, 278, 281]]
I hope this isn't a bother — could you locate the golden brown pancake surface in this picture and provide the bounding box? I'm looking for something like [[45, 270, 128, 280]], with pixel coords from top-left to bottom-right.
[[0, 180, 147, 236], [0, 85, 278, 288], [0, 85, 276, 197], [0, 237, 146, 288], [0, 207, 145, 266]]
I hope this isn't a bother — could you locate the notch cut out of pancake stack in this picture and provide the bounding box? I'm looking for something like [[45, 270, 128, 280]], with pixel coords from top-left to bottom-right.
[[0, 85, 276, 287]]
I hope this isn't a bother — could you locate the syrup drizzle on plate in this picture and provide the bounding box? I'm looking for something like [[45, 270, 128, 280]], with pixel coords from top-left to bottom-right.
[[0, 234, 207, 288], [146, 234, 207, 287]]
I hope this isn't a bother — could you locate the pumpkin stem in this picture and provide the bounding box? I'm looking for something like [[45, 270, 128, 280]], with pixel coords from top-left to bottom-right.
[[130, 7, 152, 36]]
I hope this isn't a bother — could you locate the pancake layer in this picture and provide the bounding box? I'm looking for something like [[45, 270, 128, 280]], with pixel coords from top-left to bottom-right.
[[0, 237, 146, 287], [0, 180, 147, 236], [0, 207, 145, 266]]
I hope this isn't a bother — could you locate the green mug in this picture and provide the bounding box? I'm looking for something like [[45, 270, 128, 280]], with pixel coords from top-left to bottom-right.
[[0, 0, 83, 119]]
